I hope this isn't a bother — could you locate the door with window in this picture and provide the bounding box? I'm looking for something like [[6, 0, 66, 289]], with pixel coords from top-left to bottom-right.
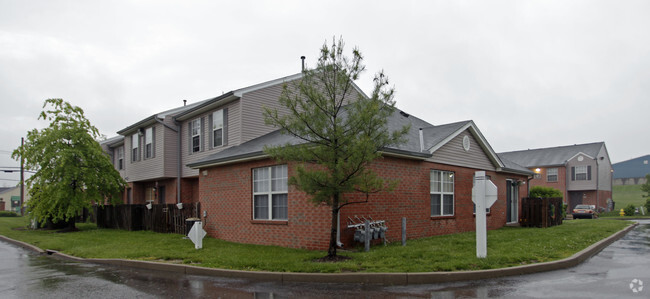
[[506, 180, 518, 223]]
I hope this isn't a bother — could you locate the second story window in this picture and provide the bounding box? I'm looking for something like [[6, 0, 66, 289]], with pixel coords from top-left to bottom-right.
[[145, 127, 153, 159], [572, 165, 591, 181], [212, 109, 224, 147], [116, 146, 124, 170], [191, 118, 201, 153], [547, 168, 558, 182], [131, 134, 139, 162]]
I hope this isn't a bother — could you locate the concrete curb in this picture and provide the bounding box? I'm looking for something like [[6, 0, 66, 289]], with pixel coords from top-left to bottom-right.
[[1, 222, 638, 285]]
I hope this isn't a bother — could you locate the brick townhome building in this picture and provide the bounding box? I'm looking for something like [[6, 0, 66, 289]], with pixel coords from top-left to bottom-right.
[[103, 73, 534, 250], [499, 142, 613, 212], [188, 111, 532, 250]]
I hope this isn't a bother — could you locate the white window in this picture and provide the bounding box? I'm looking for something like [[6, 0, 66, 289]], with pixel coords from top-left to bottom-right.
[[116, 146, 124, 170], [253, 165, 288, 220], [212, 110, 224, 147], [191, 119, 201, 153], [431, 170, 454, 217], [547, 168, 558, 182], [575, 165, 588, 181], [131, 134, 139, 162], [145, 127, 153, 159]]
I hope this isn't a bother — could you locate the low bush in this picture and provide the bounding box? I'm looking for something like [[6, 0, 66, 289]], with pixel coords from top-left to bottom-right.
[[624, 204, 636, 216], [0, 211, 19, 217], [530, 186, 563, 198]]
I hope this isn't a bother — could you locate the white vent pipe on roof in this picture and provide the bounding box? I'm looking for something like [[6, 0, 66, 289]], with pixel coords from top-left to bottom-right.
[[419, 128, 424, 152]]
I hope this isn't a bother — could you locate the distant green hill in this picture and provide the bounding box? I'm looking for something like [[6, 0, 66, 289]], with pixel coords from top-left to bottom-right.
[[612, 184, 645, 210]]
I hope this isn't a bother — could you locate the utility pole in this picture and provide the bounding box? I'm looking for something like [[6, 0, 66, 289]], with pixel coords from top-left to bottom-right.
[[20, 137, 24, 216]]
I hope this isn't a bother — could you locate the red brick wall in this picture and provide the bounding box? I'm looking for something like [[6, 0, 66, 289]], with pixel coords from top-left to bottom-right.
[[198, 156, 529, 250], [181, 178, 199, 203], [528, 166, 568, 200]]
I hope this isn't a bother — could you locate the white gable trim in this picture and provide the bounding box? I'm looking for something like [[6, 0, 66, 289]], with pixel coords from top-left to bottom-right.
[[566, 151, 595, 163], [233, 73, 303, 97], [428, 121, 505, 169]]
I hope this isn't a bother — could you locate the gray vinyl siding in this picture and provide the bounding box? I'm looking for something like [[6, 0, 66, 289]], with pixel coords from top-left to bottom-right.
[[181, 100, 241, 177], [239, 82, 289, 144], [162, 116, 180, 178], [427, 130, 496, 171], [566, 154, 598, 191], [123, 122, 169, 182], [596, 145, 613, 191]]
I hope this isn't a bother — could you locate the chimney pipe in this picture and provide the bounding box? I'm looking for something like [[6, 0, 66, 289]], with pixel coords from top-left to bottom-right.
[[183, 100, 187, 106], [419, 128, 424, 152], [301, 56, 305, 71]]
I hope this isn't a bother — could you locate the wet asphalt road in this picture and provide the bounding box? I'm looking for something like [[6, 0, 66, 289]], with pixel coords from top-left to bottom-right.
[[0, 220, 648, 298]]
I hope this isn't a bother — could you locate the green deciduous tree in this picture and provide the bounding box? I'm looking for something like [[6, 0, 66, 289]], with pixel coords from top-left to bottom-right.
[[13, 99, 125, 230], [263, 38, 409, 258]]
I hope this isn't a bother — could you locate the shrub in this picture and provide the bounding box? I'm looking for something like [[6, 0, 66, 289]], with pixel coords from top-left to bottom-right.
[[645, 198, 650, 213], [624, 204, 636, 216], [530, 186, 563, 198], [0, 211, 19, 217]]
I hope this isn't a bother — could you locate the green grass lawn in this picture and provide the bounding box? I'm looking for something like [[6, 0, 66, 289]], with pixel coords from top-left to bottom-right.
[[613, 184, 646, 208], [0, 217, 632, 273]]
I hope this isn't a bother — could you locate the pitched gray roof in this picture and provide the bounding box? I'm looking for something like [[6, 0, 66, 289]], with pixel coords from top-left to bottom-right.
[[612, 154, 650, 179], [188, 108, 433, 168], [188, 108, 531, 176], [498, 142, 605, 168]]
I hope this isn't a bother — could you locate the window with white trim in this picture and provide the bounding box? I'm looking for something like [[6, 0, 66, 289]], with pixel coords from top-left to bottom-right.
[[547, 168, 558, 182], [144, 127, 153, 159], [212, 110, 224, 147], [431, 170, 454, 217], [574, 165, 588, 180], [116, 146, 124, 170], [131, 134, 139, 162], [253, 165, 288, 220], [191, 119, 201, 153]]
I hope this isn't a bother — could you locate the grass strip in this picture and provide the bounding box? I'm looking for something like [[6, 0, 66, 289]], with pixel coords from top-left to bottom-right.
[[0, 217, 631, 273]]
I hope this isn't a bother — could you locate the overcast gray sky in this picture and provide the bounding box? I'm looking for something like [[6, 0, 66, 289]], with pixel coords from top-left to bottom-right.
[[1, 0, 649, 186]]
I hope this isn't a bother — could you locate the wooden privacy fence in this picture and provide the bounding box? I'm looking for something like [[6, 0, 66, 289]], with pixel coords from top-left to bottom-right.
[[520, 197, 563, 228], [95, 203, 201, 234]]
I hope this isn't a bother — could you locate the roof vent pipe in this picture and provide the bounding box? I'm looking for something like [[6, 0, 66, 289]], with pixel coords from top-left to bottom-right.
[[419, 128, 424, 152], [183, 99, 187, 106], [301, 56, 306, 71]]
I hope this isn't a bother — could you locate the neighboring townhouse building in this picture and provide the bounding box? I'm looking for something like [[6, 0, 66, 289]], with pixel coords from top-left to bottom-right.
[[612, 154, 650, 185], [103, 73, 336, 206], [499, 142, 613, 212], [187, 109, 533, 250]]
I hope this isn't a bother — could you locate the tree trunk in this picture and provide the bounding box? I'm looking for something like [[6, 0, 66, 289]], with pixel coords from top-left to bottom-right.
[[327, 193, 340, 257]]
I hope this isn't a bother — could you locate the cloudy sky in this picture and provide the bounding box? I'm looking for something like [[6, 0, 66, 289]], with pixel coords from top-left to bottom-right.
[[1, 0, 649, 186]]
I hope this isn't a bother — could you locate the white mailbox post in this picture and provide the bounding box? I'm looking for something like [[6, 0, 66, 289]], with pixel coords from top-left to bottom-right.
[[471, 171, 498, 258], [188, 221, 207, 249]]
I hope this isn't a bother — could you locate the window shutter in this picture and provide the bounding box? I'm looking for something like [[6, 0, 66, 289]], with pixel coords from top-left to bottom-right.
[[208, 113, 213, 149], [223, 108, 228, 146], [200, 117, 205, 152], [587, 165, 592, 180], [138, 135, 141, 161], [152, 127, 156, 158], [187, 122, 192, 155], [571, 167, 575, 181]]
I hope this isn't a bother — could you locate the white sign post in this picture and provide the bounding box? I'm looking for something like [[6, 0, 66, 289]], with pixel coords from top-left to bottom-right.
[[471, 171, 498, 258], [188, 221, 207, 249]]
